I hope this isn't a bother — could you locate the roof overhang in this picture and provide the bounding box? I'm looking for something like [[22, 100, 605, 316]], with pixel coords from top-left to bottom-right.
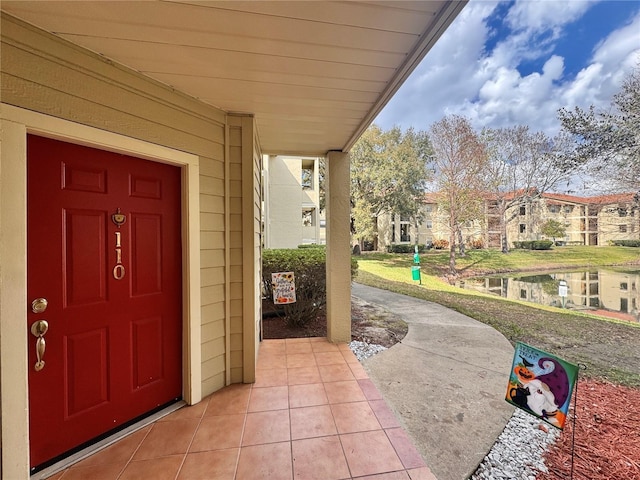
[[1, 1, 467, 155]]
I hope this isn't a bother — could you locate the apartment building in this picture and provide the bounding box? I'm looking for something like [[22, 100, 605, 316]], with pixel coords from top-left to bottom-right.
[[379, 191, 639, 250], [263, 155, 325, 248]]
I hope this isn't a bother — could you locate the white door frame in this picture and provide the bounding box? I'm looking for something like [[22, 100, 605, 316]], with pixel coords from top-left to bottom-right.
[[0, 103, 202, 478]]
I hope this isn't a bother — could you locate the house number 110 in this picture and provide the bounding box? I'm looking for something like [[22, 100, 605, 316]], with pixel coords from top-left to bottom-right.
[[113, 231, 125, 280]]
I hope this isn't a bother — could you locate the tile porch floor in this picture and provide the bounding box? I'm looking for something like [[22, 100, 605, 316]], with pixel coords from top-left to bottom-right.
[[49, 338, 436, 480]]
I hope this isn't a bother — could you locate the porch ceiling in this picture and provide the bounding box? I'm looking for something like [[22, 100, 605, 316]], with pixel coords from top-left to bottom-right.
[[1, 1, 466, 155]]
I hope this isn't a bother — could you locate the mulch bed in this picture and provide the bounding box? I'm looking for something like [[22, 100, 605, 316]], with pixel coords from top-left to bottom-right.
[[540, 378, 640, 480]]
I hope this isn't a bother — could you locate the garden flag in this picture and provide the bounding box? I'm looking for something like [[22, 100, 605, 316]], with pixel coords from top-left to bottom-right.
[[505, 342, 578, 429], [271, 272, 296, 305]]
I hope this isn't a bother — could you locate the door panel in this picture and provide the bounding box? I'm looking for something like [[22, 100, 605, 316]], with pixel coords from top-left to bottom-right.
[[27, 135, 183, 470]]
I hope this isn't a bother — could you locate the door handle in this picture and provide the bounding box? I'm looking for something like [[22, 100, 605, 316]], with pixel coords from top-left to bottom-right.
[[30, 320, 49, 372]]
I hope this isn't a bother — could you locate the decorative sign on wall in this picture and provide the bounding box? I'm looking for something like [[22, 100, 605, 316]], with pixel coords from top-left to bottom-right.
[[271, 272, 296, 305], [505, 342, 578, 429]]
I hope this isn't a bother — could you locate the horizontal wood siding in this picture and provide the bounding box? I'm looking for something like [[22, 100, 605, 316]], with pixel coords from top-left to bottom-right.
[[1, 14, 230, 397]]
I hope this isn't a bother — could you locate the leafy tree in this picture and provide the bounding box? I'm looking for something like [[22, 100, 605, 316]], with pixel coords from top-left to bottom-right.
[[350, 125, 433, 250], [481, 126, 572, 253], [558, 65, 640, 192], [429, 115, 487, 274], [540, 219, 566, 244]]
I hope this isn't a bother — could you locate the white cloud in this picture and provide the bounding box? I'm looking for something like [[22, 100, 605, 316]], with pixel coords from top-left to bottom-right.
[[375, 0, 640, 139]]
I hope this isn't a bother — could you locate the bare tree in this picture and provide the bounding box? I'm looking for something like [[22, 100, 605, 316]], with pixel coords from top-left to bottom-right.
[[430, 115, 487, 275], [481, 126, 572, 253], [558, 65, 640, 193]]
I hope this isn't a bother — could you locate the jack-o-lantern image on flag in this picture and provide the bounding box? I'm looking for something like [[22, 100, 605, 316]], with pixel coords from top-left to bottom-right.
[[505, 342, 578, 429]]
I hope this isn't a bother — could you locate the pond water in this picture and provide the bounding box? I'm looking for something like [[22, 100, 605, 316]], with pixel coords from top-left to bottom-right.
[[458, 268, 640, 323]]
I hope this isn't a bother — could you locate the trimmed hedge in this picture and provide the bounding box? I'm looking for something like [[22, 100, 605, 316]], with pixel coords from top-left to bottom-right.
[[262, 248, 358, 327], [386, 244, 427, 254], [512, 240, 554, 250], [611, 240, 640, 247]]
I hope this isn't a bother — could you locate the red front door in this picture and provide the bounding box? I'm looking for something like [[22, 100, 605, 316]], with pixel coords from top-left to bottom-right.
[[27, 135, 183, 470]]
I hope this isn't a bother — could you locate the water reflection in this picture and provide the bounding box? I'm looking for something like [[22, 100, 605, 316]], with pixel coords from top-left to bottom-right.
[[459, 268, 640, 323]]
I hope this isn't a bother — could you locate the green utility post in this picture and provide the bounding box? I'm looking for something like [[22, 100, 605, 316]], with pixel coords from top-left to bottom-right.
[[411, 245, 421, 285]]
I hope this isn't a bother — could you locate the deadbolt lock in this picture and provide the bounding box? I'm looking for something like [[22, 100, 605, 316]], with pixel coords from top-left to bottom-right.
[[31, 297, 48, 314]]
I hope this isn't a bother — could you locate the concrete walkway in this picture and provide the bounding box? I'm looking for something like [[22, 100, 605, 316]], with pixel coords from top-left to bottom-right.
[[352, 283, 515, 480]]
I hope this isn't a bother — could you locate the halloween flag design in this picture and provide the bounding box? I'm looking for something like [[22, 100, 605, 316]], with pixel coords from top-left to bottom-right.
[[505, 342, 578, 429]]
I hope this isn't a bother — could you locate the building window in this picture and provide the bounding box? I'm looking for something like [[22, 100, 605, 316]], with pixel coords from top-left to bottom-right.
[[520, 289, 527, 299], [548, 205, 560, 213], [302, 209, 314, 226], [619, 225, 628, 233], [400, 224, 411, 242], [620, 282, 628, 291], [319, 219, 326, 228], [301, 168, 313, 189], [621, 298, 629, 313], [426, 220, 433, 229], [519, 224, 526, 233], [563, 205, 573, 213], [425, 205, 433, 213], [519, 205, 526, 215], [618, 207, 627, 217], [589, 297, 600, 308]]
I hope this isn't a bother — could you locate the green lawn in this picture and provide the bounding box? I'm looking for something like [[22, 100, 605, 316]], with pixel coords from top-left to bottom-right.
[[354, 246, 640, 387]]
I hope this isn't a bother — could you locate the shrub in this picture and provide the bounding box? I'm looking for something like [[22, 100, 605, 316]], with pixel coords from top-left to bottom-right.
[[468, 238, 484, 249], [386, 244, 427, 254], [262, 248, 358, 327], [297, 244, 324, 249], [432, 238, 449, 250], [513, 240, 553, 250], [611, 240, 640, 247]]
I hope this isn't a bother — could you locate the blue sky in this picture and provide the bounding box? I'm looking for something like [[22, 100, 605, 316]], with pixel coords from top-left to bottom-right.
[[375, 0, 640, 137]]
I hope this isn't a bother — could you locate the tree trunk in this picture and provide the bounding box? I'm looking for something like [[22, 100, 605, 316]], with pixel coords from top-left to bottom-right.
[[457, 225, 466, 257], [500, 204, 509, 254], [449, 230, 457, 275]]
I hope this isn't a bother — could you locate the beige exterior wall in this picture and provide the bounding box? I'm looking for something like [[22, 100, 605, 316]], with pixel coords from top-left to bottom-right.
[[264, 155, 324, 249], [377, 195, 639, 251], [1, 13, 262, 477]]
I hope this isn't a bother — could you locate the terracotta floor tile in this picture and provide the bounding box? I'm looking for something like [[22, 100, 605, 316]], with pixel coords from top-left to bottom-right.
[[242, 410, 291, 446], [308, 337, 328, 343], [285, 338, 311, 344], [248, 385, 289, 412], [324, 380, 366, 404], [314, 351, 347, 366], [286, 353, 317, 368], [311, 341, 340, 353], [132, 418, 199, 460], [340, 430, 404, 477], [341, 349, 361, 364], [257, 353, 287, 370], [385, 428, 426, 469], [235, 442, 293, 480], [287, 366, 322, 385], [118, 455, 183, 480], [355, 471, 410, 480], [407, 466, 438, 480], [319, 363, 355, 382], [260, 339, 286, 353], [290, 405, 337, 440], [292, 436, 350, 480], [369, 400, 401, 429], [205, 384, 251, 416], [358, 379, 383, 400], [288, 383, 328, 408], [349, 363, 370, 380], [57, 462, 124, 480], [286, 342, 313, 354], [254, 368, 288, 387], [177, 449, 239, 480], [331, 402, 381, 434], [189, 414, 245, 452], [70, 426, 149, 468], [160, 400, 209, 422], [43, 472, 65, 480]]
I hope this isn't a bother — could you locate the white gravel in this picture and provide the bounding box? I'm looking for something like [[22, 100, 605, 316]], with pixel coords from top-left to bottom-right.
[[350, 340, 560, 480]]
